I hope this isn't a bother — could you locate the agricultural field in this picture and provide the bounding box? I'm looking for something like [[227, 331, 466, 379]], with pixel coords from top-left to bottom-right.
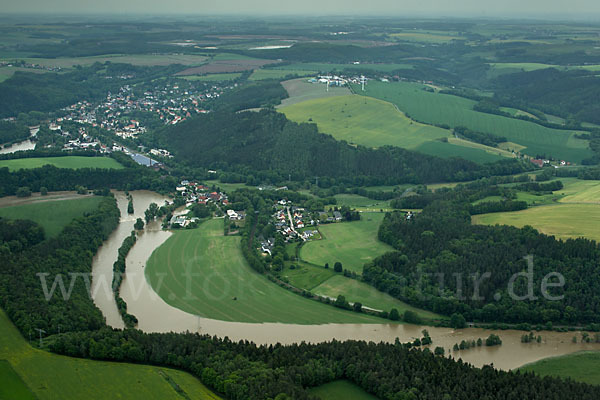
[[300, 212, 393, 274], [309, 380, 379, 400], [145, 219, 384, 324], [279, 78, 350, 107], [204, 179, 253, 193], [249, 68, 315, 81], [388, 31, 462, 43], [1, 54, 209, 69], [281, 94, 450, 149], [0, 65, 49, 82], [472, 203, 600, 242], [415, 140, 506, 164], [473, 179, 600, 242], [0, 156, 123, 171], [333, 194, 392, 211], [358, 81, 593, 163], [311, 274, 443, 320], [519, 352, 600, 385], [271, 62, 413, 73], [175, 58, 276, 75], [179, 72, 242, 82], [0, 309, 221, 400], [0, 196, 103, 238]]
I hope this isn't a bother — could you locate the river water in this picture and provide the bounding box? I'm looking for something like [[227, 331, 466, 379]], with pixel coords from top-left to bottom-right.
[[0, 139, 35, 154], [93, 191, 600, 371]]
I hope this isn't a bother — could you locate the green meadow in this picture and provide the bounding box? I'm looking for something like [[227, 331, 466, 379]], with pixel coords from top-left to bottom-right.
[[333, 194, 392, 211], [0, 309, 221, 400], [279, 78, 351, 107], [0, 156, 123, 171], [0, 196, 103, 238], [309, 380, 380, 400], [358, 81, 593, 163], [473, 179, 600, 242], [145, 219, 384, 324], [281, 94, 450, 149], [300, 212, 393, 274], [519, 352, 600, 385]]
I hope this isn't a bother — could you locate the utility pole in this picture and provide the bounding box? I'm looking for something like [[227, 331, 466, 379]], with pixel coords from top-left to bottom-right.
[[35, 328, 46, 347]]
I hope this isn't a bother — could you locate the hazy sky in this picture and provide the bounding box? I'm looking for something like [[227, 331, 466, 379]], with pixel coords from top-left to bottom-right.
[[2, 0, 600, 18]]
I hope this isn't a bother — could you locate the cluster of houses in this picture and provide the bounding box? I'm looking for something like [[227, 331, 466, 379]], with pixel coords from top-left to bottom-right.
[[530, 158, 571, 168], [175, 180, 229, 208], [0, 60, 62, 72], [51, 80, 232, 142]]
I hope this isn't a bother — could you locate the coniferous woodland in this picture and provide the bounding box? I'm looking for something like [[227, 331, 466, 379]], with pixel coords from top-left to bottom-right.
[[367, 182, 600, 326]]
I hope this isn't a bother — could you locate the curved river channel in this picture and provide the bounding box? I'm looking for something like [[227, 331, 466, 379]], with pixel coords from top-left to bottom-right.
[[92, 191, 600, 371]]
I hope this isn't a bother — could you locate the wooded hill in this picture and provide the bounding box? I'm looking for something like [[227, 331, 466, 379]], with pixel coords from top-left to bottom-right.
[[153, 109, 529, 186]]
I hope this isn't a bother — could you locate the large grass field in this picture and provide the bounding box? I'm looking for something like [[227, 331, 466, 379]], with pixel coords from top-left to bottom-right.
[[333, 194, 392, 211], [0, 156, 123, 171], [281, 94, 513, 163], [358, 81, 593, 163], [309, 380, 379, 400], [519, 352, 600, 385], [472, 203, 600, 242], [473, 179, 600, 242], [0, 309, 221, 400], [281, 94, 449, 149], [300, 212, 393, 274], [145, 218, 384, 324], [311, 275, 442, 320], [0, 196, 103, 238]]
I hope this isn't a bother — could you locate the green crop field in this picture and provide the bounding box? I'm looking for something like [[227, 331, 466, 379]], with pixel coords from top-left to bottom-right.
[[416, 140, 506, 164], [357, 81, 593, 163], [311, 275, 443, 320], [0, 156, 123, 171], [309, 380, 379, 400], [300, 212, 393, 274], [249, 68, 315, 80], [180, 72, 242, 82], [472, 203, 600, 242], [0, 196, 103, 238], [519, 352, 600, 385], [558, 180, 600, 203], [145, 218, 384, 324], [389, 31, 462, 43], [0, 309, 220, 400]]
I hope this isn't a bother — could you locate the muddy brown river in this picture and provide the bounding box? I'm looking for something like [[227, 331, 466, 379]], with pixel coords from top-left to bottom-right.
[[92, 192, 600, 371]]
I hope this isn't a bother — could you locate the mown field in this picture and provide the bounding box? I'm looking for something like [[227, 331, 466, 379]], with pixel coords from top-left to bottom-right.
[[281, 94, 449, 149], [0, 196, 103, 238], [0, 156, 123, 171], [145, 219, 384, 324], [300, 212, 393, 274], [519, 352, 600, 385], [333, 194, 392, 211], [309, 380, 380, 400], [279, 78, 350, 107], [473, 179, 600, 242], [281, 93, 512, 163], [358, 81, 593, 163], [0, 309, 221, 400]]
